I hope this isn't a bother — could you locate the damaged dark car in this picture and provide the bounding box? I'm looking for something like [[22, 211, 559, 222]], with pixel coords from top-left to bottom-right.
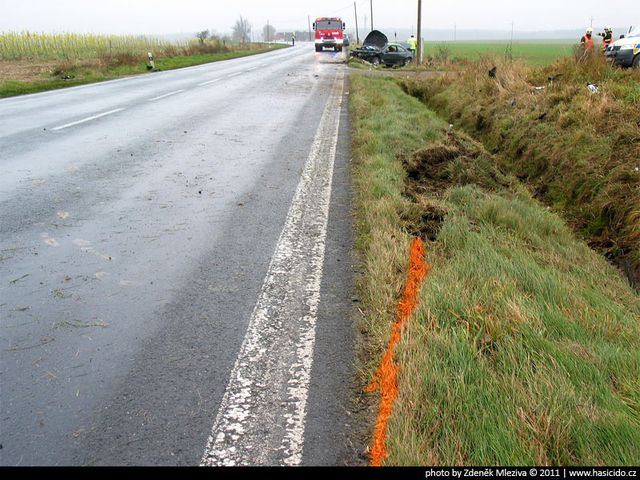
[[351, 30, 413, 67]]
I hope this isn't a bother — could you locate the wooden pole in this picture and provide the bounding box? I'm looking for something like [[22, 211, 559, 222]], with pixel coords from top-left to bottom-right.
[[354, 2, 360, 44], [417, 0, 422, 64]]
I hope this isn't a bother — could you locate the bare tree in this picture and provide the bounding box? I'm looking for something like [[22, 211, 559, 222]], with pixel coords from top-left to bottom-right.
[[196, 30, 210, 44], [262, 24, 276, 42], [232, 16, 252, 43]]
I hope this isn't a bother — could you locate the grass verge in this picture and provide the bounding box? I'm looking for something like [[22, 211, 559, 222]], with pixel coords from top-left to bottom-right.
[[0, 45, 288, 98], [402, 56, 640, 287], [351, 74, 640, 465]]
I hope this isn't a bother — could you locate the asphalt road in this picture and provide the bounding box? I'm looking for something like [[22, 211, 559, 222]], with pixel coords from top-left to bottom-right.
[[0, 45, 358, 466]]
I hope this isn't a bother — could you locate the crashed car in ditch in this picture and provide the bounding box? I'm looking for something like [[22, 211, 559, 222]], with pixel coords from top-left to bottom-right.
[[351, 30, 413, 67]]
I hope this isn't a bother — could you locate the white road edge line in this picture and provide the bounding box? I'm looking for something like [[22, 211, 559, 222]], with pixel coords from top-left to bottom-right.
[[201, 69, 345, 467], [226, 71, 242, 78], [148, 89, 185, 101], [245, 66, 259, 72], [199, 78, 222, 86], [51, 108, 126, 131]]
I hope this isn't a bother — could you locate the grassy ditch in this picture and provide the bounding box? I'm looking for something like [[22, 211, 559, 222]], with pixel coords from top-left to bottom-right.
[[351, 74, 640, 465], [402, 56, 640, 287], [0, 44, 287, 98]]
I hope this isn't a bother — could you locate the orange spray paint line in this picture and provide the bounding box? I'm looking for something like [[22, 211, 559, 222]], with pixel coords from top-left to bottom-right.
[[368, 237, 430, 466]]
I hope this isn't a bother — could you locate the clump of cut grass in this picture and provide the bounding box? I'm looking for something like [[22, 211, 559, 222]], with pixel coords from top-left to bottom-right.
[[402, 55, 640, 287], [351, 74, 640, 466]]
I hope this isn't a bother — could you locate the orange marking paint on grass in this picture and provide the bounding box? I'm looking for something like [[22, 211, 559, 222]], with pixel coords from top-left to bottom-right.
[[368, 237, 430, 466]]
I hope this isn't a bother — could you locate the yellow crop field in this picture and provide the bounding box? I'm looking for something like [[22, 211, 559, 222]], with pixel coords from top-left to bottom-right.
[[0, 31, 183, 60]]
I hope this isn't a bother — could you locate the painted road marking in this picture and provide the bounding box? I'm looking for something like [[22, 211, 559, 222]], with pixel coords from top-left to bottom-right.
[[201, 69, 345, 467], [148, 89, 185, 101], [199, 78, 222, 86], [226, 71, 242, 78], [245, 66, 259, 72], [51, 108, 126, 131]]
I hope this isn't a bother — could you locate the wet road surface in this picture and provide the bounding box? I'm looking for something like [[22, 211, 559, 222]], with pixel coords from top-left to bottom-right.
[[0, 46, 358, 465]]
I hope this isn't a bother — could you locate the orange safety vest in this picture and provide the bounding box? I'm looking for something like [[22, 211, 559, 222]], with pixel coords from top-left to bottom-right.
[[581, 35, 594, 50]]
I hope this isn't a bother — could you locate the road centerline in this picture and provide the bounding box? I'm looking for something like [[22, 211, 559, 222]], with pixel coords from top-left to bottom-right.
[[148, 89, 185, 101], [51, 108, 126, 131], [198, 78, 222, 86], [201, 68, 345, 467]]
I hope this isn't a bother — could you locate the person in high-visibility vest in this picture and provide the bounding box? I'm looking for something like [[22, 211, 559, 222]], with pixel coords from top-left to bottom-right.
[[598, 26, 614, 50], [580, 27, 595, 51], [407, 35, 417, 55]]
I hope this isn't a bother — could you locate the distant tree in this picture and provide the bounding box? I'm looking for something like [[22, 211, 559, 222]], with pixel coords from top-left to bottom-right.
[[196, 29, 210, 44], [232, 16, 252, 43], [262, 24, 276, 42]]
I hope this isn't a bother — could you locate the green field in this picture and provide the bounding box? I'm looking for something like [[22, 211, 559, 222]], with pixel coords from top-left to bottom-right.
[[424, 40, 576, 65]]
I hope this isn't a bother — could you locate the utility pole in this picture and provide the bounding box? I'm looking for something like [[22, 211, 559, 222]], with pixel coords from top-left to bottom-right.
[[354, 2, 360, 44], [590, 16, 595, 28], [370, 0, 374, 32], [364, 14, 368, 33], [417, 0, 422, 64], [510, 21, 514, 48], [308, 15, 312, 42], [267, 19, 270, 43], [454, 23, 457, 42]]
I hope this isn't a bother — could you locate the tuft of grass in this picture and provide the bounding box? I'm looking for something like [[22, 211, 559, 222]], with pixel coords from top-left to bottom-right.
[[351, 74, 640, 465]]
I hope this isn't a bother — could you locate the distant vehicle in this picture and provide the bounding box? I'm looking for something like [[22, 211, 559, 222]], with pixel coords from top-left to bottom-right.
[[313, 17, 345, 52], [605, 26, 639, 68], [351, 30, 413, 67]]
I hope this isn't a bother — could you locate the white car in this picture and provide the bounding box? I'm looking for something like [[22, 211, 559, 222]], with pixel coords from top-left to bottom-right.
[[604, 26, 640, 68]]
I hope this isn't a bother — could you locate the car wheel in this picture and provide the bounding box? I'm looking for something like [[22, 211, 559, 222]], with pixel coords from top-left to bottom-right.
[[633, 54, 640, 69], [371, 56, 381, 66], [404, 58, 411, 67]]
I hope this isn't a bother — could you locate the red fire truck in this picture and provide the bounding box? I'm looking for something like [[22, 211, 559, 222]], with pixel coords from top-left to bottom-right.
[[313, 17, 346, 52]]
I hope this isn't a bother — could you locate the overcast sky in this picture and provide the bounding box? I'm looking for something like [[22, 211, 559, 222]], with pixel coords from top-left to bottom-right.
[[1, 0, 637, 35]]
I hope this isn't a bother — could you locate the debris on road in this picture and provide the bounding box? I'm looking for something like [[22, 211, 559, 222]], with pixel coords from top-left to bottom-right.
[[587, 83, 600, 93], [9, 273, 29, 284]]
